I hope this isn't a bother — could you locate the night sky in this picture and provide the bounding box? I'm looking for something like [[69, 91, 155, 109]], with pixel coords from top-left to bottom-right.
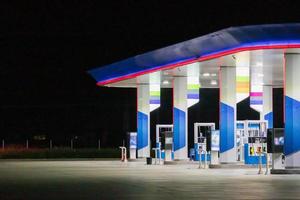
[[0, 1, 296, 147]]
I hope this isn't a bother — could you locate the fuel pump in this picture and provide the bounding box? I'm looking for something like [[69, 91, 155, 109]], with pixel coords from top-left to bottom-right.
[[243, 120, 268, 165], [155, 124, 173, 162], [194, 123, 216, 163], [267, 128, 285, 170]]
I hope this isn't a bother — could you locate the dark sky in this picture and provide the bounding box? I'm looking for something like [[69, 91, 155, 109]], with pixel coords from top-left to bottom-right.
[[0, 1, 296, 147]]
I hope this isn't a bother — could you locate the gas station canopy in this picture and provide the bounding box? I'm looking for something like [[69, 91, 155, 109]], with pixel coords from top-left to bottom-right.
[[88, 23, 300, 88]]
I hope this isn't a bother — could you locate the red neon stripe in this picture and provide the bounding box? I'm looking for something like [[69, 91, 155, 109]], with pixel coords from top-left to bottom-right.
[[250, 92, 263, 96], [97, 44, 300, 86]]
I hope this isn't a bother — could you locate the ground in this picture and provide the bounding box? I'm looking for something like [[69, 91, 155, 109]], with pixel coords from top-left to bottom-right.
[[0, 160, 300, 200]]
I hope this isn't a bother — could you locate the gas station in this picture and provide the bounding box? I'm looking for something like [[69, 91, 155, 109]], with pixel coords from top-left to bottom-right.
[[88, 24, 300, 173]]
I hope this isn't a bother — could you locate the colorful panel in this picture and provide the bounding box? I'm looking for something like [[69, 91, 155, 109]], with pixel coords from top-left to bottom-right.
[[187, 80, 200, 108], [236, 75, 249, 103], [149, 84, 160, 112]]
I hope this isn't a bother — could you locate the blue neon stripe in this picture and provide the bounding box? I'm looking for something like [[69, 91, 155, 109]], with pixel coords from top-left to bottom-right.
[[284, 96, 300, 155], [149, 99, 160, 104], [250, 100, 263, 105], [173, 107, 186, 151], [220, 103, 235, 153], [187, 94, 199, 99], [137, 111, 148, 150], [237, 123, 244, 129]]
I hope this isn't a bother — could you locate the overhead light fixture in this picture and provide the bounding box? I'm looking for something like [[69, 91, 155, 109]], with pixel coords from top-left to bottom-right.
[[210, 80, 217, 85], [162, 80, 169, 85], [257, 73, 264, 77], [163, 71, 169, 75], [256, 62, 263, 67], [211, 73, 217, 77], [203, 73, 210, 77]]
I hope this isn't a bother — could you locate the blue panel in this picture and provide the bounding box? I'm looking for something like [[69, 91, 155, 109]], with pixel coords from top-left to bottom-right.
[[248, 123, 260, 129], [220, 103, 235, 153], [88, 24, 300, 84], [156, 151, 174, 160], [173, 108, 186, 151], [264, 112, 273, 129], [244, 144, 266, 164], [285, 96, 300, 155], [137, 111, 148, 150], [237, 123, 244, 129]]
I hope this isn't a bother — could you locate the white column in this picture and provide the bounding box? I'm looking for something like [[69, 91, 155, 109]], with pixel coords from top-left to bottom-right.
[[137, 85, 150, 158], [262, 86, 273, 128], [173, 77, 188, 160], [220, 66, 237, 163], [284, 53, 300, 168]]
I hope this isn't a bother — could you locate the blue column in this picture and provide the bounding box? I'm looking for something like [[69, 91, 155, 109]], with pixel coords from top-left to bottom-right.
[[173, 77, 188, 160], [137, 85, 150, 158], [220, 66, 236, 163]]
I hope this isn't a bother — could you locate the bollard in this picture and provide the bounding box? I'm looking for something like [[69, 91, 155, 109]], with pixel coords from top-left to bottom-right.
[[264, 152, 269, 175], [26, 140, 29, 149], [119, 146, 127, 162], [49, 140, 52, 149], [158, 149, 162, 165], [124, 147, 127, 162], [119, 147, 124, 161], [98, 139, 101, 150], [152, 148, 158, 165], [258, 151, 263, 174], [2, 139, 4, 150], [71, 139, 73, 149], [204, 151, 207, 169], [198, 150, 202, 169], [199, 150, 208, 169]]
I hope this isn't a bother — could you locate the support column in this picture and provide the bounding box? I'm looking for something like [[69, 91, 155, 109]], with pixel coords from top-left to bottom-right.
[[220, 66, 236, 163], [262, 86, 273, 128], [173, 77, 188, 160], [284, 53, 300, 168], [137, 85, 150, 158]]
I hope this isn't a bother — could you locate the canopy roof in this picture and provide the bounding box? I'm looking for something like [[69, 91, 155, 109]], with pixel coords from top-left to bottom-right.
[[88, 23, 300, 86]]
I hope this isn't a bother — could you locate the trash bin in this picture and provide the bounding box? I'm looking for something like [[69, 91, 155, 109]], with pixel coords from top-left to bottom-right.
[[146, 157, 152, 165]]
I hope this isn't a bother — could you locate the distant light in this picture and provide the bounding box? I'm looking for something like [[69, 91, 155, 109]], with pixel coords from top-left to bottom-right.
[[257, 73, 264, 77], [211, 73, 217, 77], [162, 80, 169, 85], [211, 80, 217, 85], [203, 73, 210, 77], [256, 62, 263, 67]]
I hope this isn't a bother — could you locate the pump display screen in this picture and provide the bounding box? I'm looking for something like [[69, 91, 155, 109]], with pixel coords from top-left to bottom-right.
[[273, 129, 284, 153], [198, 137, 205, 143], [274, 136, 284, 146], [267, 128, 284, 153], [211, 130, 220, 151]]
